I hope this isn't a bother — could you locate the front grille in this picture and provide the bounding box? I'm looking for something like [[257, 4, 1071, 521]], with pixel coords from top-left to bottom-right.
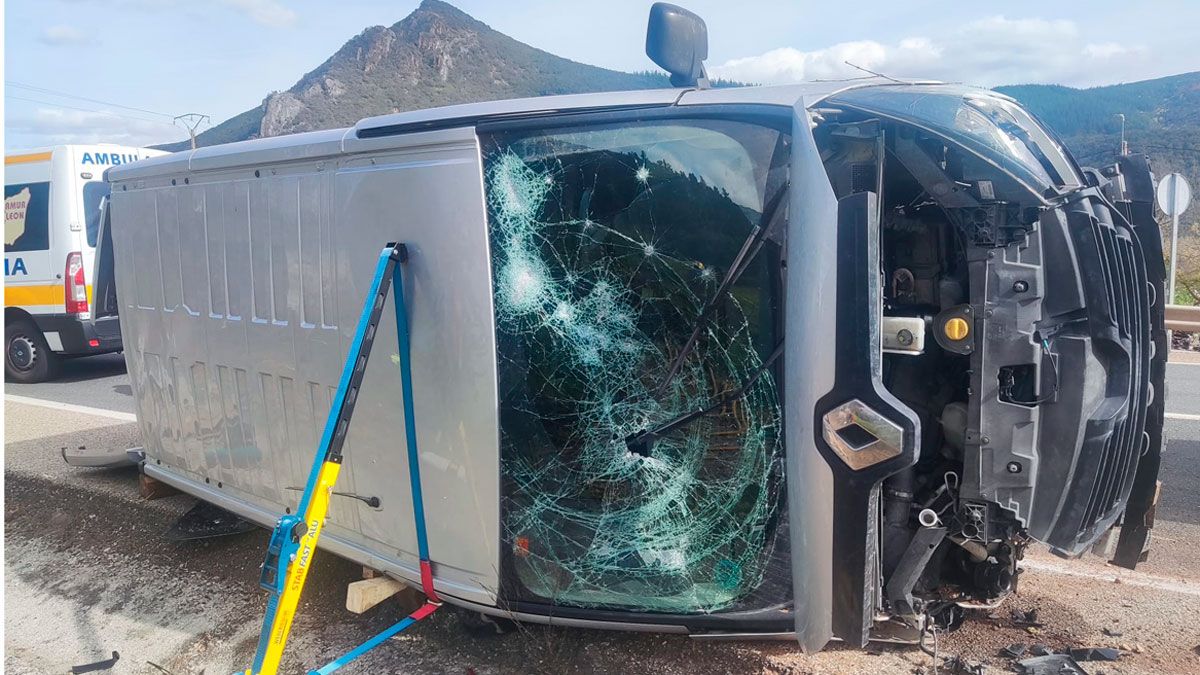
[[1071, 202, 1151, 540]]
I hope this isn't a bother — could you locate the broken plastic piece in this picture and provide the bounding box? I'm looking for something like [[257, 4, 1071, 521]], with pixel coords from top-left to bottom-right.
[[1002, 643, 1029, 658], [1015, 654, 1088, 675], [1011, 608, 1043, 627], [1068, 647, 1121, 662], [942, 655, 986, 675], [70, 651, 120, 674]]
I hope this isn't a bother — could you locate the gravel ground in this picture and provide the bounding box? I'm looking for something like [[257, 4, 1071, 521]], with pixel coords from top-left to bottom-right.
[[6, 400, 1200, 674]]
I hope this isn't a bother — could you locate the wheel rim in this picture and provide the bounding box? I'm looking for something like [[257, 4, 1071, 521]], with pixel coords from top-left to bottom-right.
[[8, 334, 38, 371]]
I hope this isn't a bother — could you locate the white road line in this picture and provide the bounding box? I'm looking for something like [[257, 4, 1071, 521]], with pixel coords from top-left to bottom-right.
[[1166, 412, 1200, 421], [1022, 557, 1200, 597], [4, 394, 137, 423]]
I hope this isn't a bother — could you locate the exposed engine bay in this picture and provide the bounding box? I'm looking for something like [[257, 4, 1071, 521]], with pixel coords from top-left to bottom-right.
[[811, 88, 1167, 636]]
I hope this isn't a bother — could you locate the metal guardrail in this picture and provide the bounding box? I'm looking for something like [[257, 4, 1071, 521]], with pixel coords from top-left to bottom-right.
[[1166, 304, 1200, 333]]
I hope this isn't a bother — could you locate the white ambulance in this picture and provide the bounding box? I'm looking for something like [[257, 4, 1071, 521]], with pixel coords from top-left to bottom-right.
[[4, 144, 167, 382]]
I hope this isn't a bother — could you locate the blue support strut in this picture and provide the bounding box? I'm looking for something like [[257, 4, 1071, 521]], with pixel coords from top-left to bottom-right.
[[248, 246, 398, 674], [308, 243, 441, 674]]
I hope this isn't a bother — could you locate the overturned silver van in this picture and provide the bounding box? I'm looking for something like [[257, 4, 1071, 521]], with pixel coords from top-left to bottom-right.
[[103, 8, 1167, 652]]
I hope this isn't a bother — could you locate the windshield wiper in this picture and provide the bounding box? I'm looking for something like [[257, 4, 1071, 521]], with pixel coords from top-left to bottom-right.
[[627, 341, 784, 456], [650, 184, 788, 400]]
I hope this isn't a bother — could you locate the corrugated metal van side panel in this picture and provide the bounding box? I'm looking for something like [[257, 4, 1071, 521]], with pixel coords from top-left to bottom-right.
[[111, 127, 501, 605]]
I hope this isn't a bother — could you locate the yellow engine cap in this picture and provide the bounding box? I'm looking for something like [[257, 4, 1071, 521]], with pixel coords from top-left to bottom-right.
[[944, 317, 970, 341]]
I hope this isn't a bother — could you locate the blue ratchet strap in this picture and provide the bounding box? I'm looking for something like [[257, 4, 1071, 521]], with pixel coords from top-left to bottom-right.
[[249, 246, 398, 674], [309, 243, 442, 675]]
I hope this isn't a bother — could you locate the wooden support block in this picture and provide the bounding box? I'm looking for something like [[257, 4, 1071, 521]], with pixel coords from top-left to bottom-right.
[[346, 576, 408, 614], [139, 472, 181, 500]]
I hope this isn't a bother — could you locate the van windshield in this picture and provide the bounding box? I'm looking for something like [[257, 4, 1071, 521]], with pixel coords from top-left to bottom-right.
[[481, 118, 790, 613], [83, 181, 110, 247]]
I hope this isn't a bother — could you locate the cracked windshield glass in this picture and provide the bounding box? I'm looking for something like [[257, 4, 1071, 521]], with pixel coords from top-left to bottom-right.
[[483, 118, 792, 613]]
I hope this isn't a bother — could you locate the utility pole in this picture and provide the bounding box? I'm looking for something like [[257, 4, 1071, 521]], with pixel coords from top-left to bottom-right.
[[173, 113, 210, 150], [1116, 113, 1129, 156]]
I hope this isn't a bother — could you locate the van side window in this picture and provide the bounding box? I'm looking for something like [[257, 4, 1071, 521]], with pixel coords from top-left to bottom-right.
[[5, 182, 51, 252], [83, 181, 111, 247], [481, 118, 790, 613]]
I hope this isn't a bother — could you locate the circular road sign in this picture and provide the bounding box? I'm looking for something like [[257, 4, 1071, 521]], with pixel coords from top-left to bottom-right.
[[1156, 172, 1191, 217]]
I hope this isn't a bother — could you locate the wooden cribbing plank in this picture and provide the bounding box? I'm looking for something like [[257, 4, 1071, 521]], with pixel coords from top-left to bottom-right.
[[345, 576, 408, 614]]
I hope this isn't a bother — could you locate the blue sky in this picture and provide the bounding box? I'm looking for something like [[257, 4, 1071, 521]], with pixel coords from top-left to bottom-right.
[[6, 0, 1200, 149]]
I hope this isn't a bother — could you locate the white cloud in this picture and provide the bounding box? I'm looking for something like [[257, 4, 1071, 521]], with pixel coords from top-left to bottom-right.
[[217, 0, 297, 28], [710, 16, 1152, 88], [38, 25, 94, 47], [1083, 42, 1147, 60], [5, 107, 186, 149], [52, 0, 296, 27]]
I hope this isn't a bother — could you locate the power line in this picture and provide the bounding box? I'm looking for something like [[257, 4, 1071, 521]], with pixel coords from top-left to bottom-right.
[[6, 80, 176, 119], [5, 94, 178, 128]]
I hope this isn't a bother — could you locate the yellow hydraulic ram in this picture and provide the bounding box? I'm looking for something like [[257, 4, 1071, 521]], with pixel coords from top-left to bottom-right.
[[244, 243, 440, 674]]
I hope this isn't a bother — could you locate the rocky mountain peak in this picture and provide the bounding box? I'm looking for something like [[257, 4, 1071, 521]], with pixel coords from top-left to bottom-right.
[[247, 1, 668, 140]]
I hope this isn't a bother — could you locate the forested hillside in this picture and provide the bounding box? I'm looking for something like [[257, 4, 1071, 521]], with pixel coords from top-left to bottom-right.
[[999, 73, 1200, 204]]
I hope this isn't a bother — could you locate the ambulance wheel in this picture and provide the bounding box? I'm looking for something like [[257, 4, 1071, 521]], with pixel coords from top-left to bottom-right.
[[5, 319, 58, 383]]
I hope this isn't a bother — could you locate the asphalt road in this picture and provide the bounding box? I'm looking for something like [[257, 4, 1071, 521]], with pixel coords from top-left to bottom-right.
[[1168, 361, 1200, 416], [6, 352, 134, 413]]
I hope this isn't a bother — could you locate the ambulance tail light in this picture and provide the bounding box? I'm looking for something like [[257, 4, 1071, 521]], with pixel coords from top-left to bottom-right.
[[65, 251, 89, 315]]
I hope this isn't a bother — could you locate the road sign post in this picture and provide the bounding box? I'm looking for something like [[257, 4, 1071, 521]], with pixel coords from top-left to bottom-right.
[[1157, 173, 1192, 305]]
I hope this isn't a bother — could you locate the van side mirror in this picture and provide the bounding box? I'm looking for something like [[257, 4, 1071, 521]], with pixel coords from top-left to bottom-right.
[[645, 2, 710, 89]]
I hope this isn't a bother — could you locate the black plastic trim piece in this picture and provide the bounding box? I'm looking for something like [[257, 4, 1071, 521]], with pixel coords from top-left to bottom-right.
[[811, 191, 921, 646]]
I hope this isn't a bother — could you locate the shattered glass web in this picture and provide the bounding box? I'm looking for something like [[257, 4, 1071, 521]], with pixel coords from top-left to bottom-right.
[[485, 122, 786, 613]]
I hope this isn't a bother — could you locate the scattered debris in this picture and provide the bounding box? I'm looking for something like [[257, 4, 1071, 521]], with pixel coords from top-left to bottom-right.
[[1015, 653, 1088, 675], [1002, 643, 1029, 658], [70, 651, 120, 674], [942, 655, 987, 674], [1068, 647, 1121, 662], [1101, 627, 1123, 637], [1012, 608, 1044, 627]]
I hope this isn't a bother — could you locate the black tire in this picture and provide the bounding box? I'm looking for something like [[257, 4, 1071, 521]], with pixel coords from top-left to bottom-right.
[[456, 609, 519, 638], [5, 318, 59, 383]]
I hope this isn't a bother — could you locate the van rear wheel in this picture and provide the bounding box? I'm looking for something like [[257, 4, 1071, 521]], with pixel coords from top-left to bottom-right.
[[5, 319, 59, 383]]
